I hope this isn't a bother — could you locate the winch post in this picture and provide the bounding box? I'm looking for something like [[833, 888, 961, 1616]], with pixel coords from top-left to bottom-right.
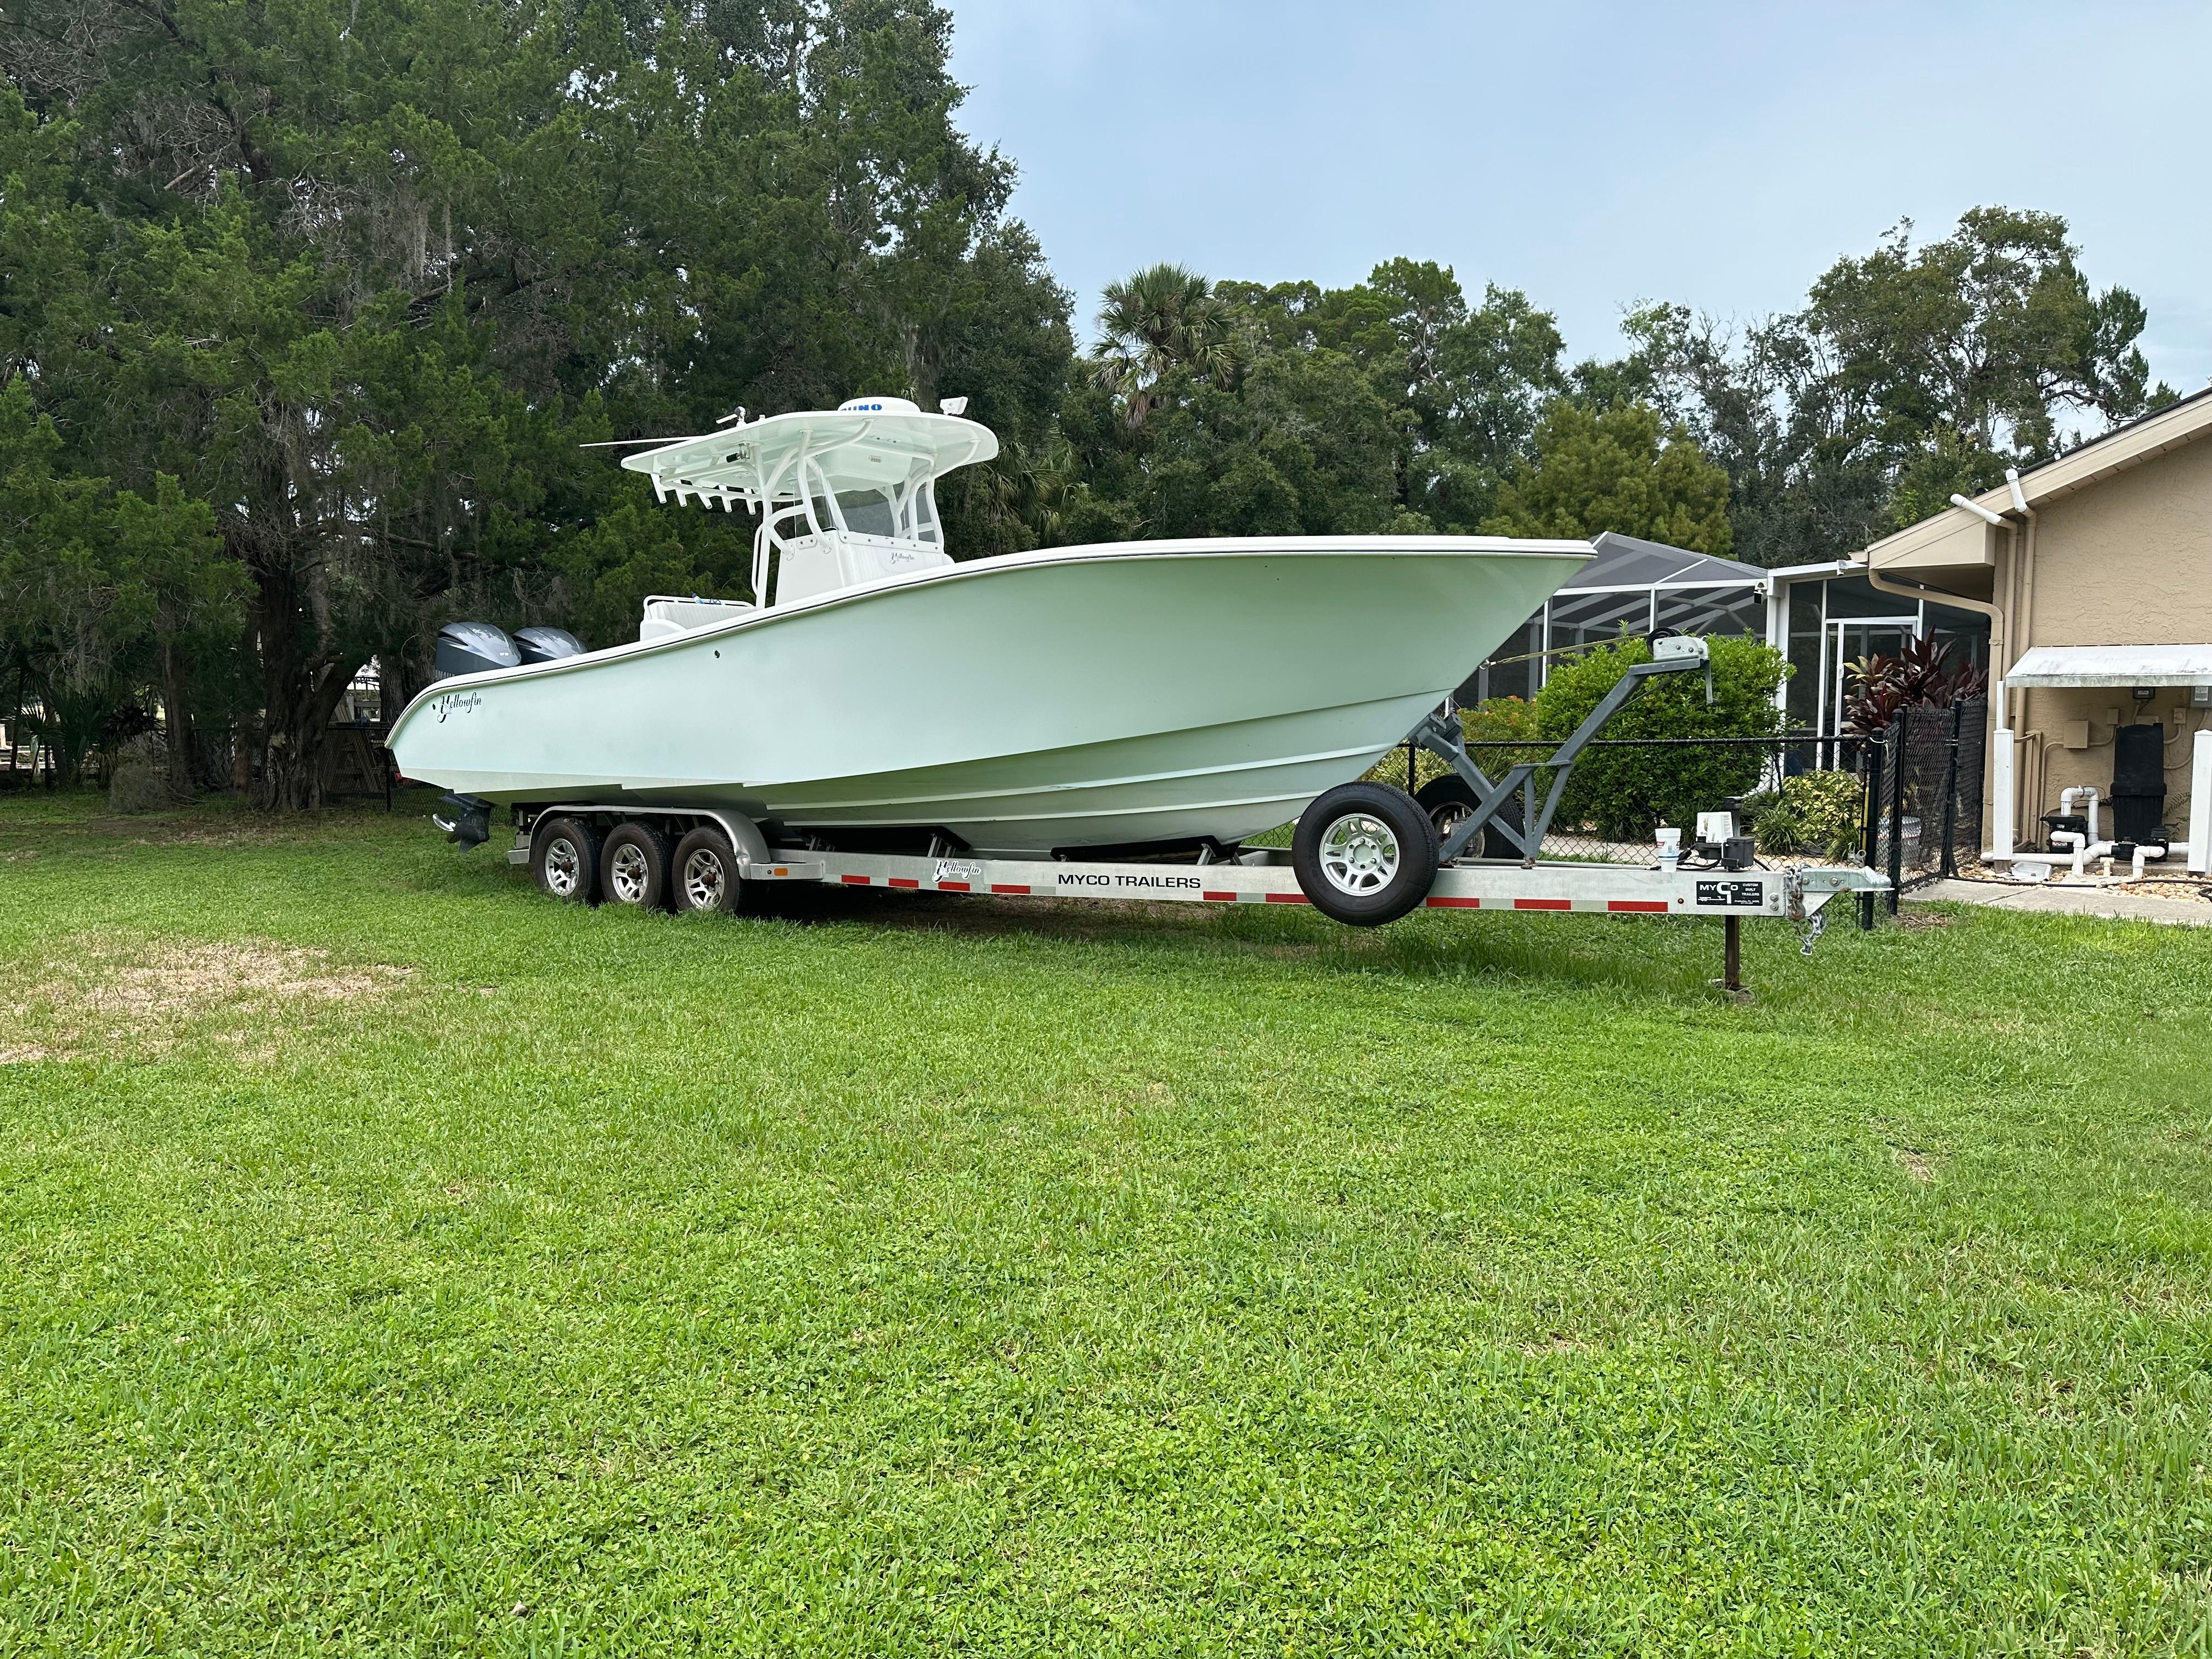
[[1413, 637, 1713, 865]]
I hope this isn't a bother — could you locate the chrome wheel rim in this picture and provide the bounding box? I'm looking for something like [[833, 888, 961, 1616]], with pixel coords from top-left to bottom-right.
[[610, 842, 651, 903], [1319, 812, 1401, 897], [544, 837, 582, 898], [683, 848, 727, 911]]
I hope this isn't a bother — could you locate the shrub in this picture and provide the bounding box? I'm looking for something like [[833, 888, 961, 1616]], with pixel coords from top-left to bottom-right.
[[1531, 636, 1787, 839], [1742, 769, 1864, 859], [1460, 696, 1542, 747], [1842, 636, 1989, 735]]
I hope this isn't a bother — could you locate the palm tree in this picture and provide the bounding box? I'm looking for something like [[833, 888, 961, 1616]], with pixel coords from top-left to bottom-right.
[[1092, 263, 1240, 430]]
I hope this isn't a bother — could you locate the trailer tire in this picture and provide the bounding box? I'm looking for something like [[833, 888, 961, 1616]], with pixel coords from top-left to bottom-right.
[[533, 816, 602, 905], [601, 822, 673, 910], [672, 826, 745, 916], [1293, 782, 1437, 926], [1414, 775, 1518, 860]]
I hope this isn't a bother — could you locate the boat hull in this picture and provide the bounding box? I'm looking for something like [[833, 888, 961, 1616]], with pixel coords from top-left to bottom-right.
[[388, 537, 1585, 855]]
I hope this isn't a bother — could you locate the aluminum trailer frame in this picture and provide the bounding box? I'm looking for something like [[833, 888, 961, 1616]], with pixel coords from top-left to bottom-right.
[[503, 822, 1882, 994]]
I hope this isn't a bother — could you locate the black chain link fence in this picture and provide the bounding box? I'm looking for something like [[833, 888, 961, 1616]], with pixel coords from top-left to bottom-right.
[[1858, 701, 1987, 898]]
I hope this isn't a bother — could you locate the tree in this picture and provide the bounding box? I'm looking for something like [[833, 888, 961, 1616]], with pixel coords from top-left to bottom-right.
[[0, 0, 1070, 804], [1579, 207, 2178, 565], [1807, 208, 2173, 523], [1215, 263, 1566, 529], [1588, 302, 1891, 570], [0, 380, 233, 787], [1092, 263, 1237, 430], [1484, 400, 1734, 554]]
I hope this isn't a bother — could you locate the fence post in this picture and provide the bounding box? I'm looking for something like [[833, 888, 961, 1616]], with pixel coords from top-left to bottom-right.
[[1860, 737, 1884, 931]]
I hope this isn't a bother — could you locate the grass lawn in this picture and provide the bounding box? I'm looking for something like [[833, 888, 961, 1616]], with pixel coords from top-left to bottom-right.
[[1, 788, 2208, 1656]]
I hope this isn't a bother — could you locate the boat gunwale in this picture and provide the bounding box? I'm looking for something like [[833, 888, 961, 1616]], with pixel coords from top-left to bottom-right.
[[387, 535, 1592, 740]]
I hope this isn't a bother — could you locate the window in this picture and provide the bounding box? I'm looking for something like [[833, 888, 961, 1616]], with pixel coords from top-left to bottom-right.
[[836, 488, 898, 539]]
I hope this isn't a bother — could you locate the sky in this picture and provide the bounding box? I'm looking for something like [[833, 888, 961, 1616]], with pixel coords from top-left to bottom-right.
[[943, 1, 2211, 399]]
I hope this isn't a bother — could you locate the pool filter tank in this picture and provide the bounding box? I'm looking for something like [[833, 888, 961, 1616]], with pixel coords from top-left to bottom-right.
[[2111, 723, 2166, 845]]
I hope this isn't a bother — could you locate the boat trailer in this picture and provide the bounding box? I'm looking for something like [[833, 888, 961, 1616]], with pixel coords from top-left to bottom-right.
[[491, 821, 1875, 996], [464, 637, 1886, 997]]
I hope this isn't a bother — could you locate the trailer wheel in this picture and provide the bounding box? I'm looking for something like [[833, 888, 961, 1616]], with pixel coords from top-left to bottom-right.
[[533, 816, 602, 905], [672, 826, 744, 916], [1293, 782, 1438, 926], [600, 822, 673, 910], [1414, 775, 1517, 860]]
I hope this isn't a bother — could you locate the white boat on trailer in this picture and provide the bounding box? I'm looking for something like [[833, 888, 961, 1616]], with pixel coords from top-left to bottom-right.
[[388, 396, 1588, 859], [391, 394, 1886, 987]]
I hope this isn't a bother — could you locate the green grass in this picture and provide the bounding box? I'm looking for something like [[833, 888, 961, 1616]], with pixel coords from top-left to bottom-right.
[[1, 788, 2209, 1656]]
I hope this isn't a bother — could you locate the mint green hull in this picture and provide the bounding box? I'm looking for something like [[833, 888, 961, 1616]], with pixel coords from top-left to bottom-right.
[[389, 538, 1585, 854]]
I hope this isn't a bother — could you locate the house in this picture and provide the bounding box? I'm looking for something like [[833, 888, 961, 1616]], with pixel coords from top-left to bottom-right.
[[1816, 387, 2212, 866], [1458, 531, 1767, 704]]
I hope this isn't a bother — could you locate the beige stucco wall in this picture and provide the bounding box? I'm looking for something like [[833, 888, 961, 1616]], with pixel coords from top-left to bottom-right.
[[2027, 437, 2212, 646], [2010, 436, 2212, 845]]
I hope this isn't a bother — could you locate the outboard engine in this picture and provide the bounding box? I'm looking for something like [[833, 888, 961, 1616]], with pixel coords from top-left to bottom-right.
[[431, 792, 492, 849], [513, 625, 585, 664], [433, 621, 521, 680]]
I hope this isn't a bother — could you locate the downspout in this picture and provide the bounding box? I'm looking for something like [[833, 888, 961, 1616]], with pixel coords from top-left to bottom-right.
[[2002, 470, 2039, 851], [2007, 468, 2038, 736], [1858, 565, 2006, 694]]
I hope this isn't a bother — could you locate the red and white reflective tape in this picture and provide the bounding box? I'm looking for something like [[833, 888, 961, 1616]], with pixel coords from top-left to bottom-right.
[[827, 868, 1680, 913], [1424, 895, 1674, 912]]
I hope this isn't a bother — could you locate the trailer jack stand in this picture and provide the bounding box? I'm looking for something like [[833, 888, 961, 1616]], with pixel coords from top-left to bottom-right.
[[1710, 914, 1751, 1002]]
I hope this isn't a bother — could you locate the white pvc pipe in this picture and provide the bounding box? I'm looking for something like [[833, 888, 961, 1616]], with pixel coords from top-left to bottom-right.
[[2131, 843, 2166, 881], [1991, 726, 2016, 856], [2051, 831, 2115, 879], [2059, 786, 2101, 844], [2191, 729, 2211, 874]]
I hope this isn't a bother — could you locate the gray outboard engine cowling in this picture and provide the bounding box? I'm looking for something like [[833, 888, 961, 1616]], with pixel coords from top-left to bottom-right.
[[513, 625, 585, 664], [434, 621, 521, 680]]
